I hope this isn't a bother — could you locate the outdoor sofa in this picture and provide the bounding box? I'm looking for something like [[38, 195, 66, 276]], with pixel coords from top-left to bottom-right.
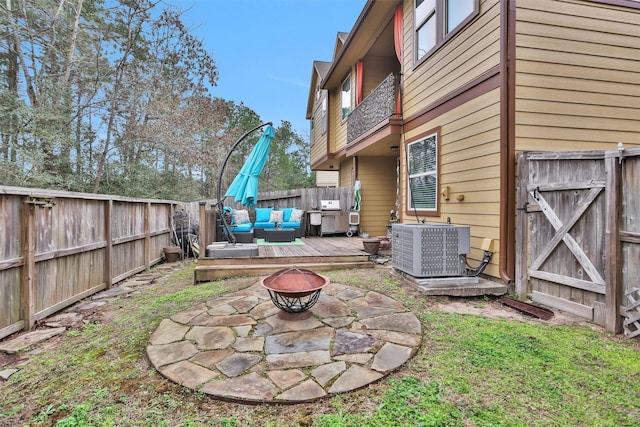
[[220, 207, 254, 243], [253, 207, 305, 239], [220, 206, 305, 242]]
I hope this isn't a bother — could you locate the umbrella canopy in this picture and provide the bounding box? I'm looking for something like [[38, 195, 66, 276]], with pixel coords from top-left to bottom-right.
[[224, 125, 275, 207]]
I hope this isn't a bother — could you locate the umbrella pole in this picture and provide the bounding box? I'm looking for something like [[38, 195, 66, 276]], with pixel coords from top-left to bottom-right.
[[215, 122, 273, 244]]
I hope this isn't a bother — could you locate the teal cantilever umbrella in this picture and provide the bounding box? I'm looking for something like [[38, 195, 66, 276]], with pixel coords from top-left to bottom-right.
[[224, 124, 275, 207]]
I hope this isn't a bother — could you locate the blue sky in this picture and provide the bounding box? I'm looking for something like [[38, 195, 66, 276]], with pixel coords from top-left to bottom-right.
[[171, 0, 368, 136]]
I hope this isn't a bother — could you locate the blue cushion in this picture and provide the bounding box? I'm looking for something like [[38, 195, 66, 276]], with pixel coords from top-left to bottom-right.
[[254, 221, 276, 229], [281, 207, 295, 222], [280, 221, 301, 229], [255, 207, 273, 223], [230, 223, 252, 233]]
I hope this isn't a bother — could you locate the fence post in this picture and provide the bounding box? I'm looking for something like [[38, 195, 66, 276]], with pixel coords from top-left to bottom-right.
[[604, 155, 622, 333], [515, 152, 529, 297], [198, 201, 207, 258], [145, 202, 151, 271], [20, 197, 35, 331], [104, 199, 113, 289]]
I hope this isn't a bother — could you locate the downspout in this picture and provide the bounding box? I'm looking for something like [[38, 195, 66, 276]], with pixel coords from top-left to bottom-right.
[[499, 0, 516, 284]]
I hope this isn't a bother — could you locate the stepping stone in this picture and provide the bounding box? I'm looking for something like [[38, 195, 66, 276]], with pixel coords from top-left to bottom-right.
[[76, 301, 106, 312], [360, 312, 422, 334], [159, 360, 218, 388], [371, 343, 412, 373], [311, 361, 346, 386], [266, 350, 331, 370], [334, 353, 373, 365], [0, 368, 19, 380], [44, 312, 84, 328], [185, 326, 235, 350], [216, 353, 262, 377], [189, 313, 256, 327], [0, 327, 66, 354], [122, 280, 149, 288], [311, 296, 351, 318], [91, 286, 133, 300], [189, 349, 234, 368], [149, 319, 190, 345], [276, 379, 326, 401], [328, 365, 383, 394], [146, 341, 198, 367], [170, 304, 207, 324], [267, 369, 307, 389], [331, 330, 378, 356], [264, 328, 333, 354], [201, 372, 278, 401], [233, 337, 264, 352]]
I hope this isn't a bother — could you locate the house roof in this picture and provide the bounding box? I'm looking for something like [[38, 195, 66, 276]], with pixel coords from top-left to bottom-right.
[[334, 32, 350, 57], [306, 61, 332, 119], [321, 0, 400, 89]]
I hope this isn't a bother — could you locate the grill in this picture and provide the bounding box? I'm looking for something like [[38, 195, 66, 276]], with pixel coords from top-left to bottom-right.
[[320, 200, 340, 210], [319, 200, 351, 237]]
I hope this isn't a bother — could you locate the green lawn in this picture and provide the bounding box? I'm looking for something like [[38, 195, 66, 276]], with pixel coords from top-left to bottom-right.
[[1, 265, 639, 427]]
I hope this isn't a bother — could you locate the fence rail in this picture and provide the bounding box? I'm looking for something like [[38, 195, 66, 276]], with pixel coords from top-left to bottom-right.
[[0, 186, 181, 340]]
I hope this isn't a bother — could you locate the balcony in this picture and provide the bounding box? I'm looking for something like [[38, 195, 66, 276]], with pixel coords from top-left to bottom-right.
[[347, 73, 400, 145]]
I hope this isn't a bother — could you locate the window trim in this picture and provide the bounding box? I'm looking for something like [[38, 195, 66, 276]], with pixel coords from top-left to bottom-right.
[[310, 118, 315, 146], [321, 93, 327, 135], [413, 0, 479, 67], [405, 127, 441, 217], [340, 74, 352, 122]]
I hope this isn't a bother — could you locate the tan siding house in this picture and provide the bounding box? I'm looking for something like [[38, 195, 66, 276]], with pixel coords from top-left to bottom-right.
[[305, 0, 640, 283], [515, 0, 640, 152]]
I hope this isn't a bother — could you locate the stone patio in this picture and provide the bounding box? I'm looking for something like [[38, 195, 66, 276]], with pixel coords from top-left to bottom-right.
[[146, 281, 422, 403]]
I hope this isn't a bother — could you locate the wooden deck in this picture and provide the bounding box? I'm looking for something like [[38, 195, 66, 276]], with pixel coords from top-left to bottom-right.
[[194, 236, 375, 283]]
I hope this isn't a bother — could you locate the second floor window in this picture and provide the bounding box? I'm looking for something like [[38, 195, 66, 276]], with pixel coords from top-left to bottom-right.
[[310, 119, 315, 146], [407, 131, 439, 212], [321, 95, 327, 133], [415, 0, 477, 62], [341, 75, 351, 120]]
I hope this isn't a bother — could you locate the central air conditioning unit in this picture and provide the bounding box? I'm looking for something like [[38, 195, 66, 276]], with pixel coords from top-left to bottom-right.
[[392, 223, 470, 277]]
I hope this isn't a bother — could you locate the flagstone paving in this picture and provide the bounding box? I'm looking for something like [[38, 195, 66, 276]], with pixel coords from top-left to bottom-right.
[[146, 281, 422, 404]]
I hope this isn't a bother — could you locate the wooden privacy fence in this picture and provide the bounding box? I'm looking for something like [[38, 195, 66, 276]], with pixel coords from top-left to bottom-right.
[[196, 187, 355, 247], [0, 186, 179, 340], [516, 147, 640, 334], [220, 187, 355, 212]]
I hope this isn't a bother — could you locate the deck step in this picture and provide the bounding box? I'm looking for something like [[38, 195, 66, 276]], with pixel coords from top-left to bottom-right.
[[194, 260, 373, 283], [198, 254, 369, 266]]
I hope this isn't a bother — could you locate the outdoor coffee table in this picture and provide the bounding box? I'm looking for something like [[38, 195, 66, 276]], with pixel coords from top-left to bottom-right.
[[264, 229, 295, 242]]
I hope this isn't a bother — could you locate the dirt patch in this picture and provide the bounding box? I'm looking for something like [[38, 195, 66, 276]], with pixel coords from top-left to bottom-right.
[[428, 297, 593, 327]]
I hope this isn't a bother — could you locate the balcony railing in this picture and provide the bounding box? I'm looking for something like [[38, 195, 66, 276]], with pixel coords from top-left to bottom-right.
[[347, 72, 400, 144]]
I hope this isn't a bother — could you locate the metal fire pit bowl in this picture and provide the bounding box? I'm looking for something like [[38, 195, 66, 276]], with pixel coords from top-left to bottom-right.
[[260, 267, 330, 313]]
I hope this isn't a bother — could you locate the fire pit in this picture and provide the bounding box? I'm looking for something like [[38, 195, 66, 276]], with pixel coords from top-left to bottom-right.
[[260, 267, 330, 313]]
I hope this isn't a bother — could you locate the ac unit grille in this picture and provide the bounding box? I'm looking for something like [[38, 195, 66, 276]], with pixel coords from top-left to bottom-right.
[[392, 224, 470, 277]]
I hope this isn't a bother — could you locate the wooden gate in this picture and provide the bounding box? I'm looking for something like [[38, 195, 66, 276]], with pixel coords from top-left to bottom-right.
[[516, 151, 608, 324], [516, 148, 640, 333]]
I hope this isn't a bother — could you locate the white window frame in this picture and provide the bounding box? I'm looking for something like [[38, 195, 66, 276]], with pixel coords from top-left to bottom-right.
[[321, 94, 327, 134], [415, 0, 478, 63], [310, 118, 315, 146], [341, 74, 351, 121], [407, 130, 439, 214]]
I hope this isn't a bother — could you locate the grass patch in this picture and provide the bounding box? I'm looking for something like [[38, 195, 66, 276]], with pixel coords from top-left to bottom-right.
[[1, 265, 639, 426]]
